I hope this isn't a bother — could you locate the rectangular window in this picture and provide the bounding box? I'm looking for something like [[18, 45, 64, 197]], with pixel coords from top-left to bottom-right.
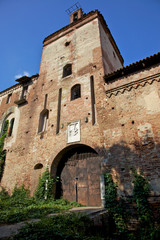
[[90, 76, 96, 125], [6, 93, 12, 104]]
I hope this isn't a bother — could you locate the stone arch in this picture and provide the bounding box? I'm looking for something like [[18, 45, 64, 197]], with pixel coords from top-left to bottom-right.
[[51, 143, 102, 206], [0, 107, 14, 134], [0, 106, 20, 145]]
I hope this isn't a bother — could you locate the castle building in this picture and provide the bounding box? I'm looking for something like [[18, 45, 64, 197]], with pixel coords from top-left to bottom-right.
[[0, 8, 160, 206]]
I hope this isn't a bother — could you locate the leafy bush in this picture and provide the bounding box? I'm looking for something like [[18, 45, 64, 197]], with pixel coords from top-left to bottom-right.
[[0, 184, 83, 224], [0, 187, 9, 200], [10, 214, 102, 240]]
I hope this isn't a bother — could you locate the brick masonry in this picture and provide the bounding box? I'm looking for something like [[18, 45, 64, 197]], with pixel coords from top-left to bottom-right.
[[0, 10, 160, 206]]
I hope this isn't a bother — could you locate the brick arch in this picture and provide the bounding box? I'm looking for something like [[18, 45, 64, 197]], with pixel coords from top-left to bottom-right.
[[50, 143, 102, 206], [0, 106, 17, 134], [0, 106, 20, 142], [50, 142, 99, 176], [49, 138, 101, 166]]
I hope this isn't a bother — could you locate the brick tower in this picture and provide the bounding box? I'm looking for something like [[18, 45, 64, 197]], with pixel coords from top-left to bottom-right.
[[0, 8, 124, 206]]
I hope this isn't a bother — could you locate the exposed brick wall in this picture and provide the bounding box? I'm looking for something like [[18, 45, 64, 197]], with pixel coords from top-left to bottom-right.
[[0, 11, 160, 207], [102, 66, 160, 196]]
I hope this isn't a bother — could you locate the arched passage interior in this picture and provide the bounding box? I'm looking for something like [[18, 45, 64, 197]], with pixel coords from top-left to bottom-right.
[[51, 144, 101, 206]]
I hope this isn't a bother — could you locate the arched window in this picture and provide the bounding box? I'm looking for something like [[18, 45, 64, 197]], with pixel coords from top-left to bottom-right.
[[8, 118, 15, 137], [38, 109, 49, 133], [71, 84, 81, 101], [63, 64, 72, 78]]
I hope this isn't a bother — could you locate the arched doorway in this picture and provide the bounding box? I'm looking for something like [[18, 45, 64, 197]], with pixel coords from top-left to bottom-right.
[[51, 144, 101, 206]]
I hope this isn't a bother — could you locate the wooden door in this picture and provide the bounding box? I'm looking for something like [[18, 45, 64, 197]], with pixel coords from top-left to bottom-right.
[[58, 148, 101, 206]]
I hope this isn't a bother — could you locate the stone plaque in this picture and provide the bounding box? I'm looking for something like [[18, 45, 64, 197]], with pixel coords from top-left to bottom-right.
[[67, 120, 80, 143]]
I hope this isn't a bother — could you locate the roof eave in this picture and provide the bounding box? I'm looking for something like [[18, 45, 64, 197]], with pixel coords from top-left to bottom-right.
[[104, 52, 160, 82]]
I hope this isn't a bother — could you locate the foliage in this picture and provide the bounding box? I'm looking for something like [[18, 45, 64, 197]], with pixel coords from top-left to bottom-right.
[[104, 173, 117, 213], [131, 170, 158, 240], [10, 214, 102, 240], [0, 185, 82, 224], [0, 120, 9, 180], [0, 187, 9, 200], [34, 168, 58, 200], [132, 170, 152, 222], [104, 170, 160, 240], [104, 173, 129, 239]]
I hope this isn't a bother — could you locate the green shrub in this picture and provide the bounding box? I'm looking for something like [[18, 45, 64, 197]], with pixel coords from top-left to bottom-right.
[[34, 168, 57, 200], [0, 187, 9, 200], [0, 184, 82, 224], [11, 214, 102, 240]]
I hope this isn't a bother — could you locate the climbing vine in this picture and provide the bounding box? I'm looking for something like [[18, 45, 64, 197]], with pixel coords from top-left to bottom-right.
[[104, 172, 129, 238], [34, 168, 58, 200], [104, 170, 160, 240], [0, 120, 9, 181], [131, 170, 155, 239]]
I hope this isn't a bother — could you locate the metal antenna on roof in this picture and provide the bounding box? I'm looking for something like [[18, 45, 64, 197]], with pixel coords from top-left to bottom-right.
[[65, 2, 84, 15]]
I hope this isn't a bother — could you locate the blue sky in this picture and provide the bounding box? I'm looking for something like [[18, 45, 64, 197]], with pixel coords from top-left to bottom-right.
[[0, 0, 159, 92]]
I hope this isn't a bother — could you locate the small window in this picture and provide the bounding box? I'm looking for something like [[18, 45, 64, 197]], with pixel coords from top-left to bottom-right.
[[8, 118, 15, 137], [6, 93, 12, 104], [38, 109, 49, 133], [63, 64, 72, 78], [73, 12, 78, 22], [71, 84, 81, 101]]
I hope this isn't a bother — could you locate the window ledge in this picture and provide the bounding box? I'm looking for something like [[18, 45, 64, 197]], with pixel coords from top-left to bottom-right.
[[14, 98, 27, 105], [62, 74, 73, 80]]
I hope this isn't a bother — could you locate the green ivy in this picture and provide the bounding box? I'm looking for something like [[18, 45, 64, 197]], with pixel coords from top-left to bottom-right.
[[104, 173, 117, 213], [34, 168, 58, 200], [104, 173, 129, 239], [104, 170, 160, 240], [131, 170, 156, 239], [0, 120, 9, 181], [132, 170, 152, 224]]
